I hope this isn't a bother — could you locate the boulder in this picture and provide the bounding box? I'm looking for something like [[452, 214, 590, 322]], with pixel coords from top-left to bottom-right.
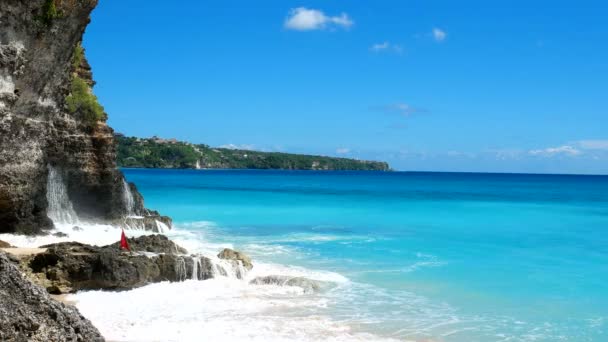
[[0, 240, 12, 248], [108, 234, 187, 254], [27, 236, 211, 292], [0, 252, 104, 341], [217, 248, 253, 270], [250, 275, 321, 294]]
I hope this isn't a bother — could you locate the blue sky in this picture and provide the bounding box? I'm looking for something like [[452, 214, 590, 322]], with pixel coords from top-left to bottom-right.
[[83, 0, 608, 174]]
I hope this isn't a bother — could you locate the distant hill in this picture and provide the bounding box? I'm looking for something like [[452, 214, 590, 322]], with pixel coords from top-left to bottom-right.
[[115, 135, 390, 171]]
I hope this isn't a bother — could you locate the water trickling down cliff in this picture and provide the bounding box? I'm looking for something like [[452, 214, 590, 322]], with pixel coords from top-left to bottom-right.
[[0, 0, 170, 233]]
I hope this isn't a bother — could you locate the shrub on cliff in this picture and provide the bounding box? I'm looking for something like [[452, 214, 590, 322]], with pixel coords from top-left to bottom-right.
[[66, 76, 106, 126], [72, 43, 84, 69], [37, 0, 62, 26]]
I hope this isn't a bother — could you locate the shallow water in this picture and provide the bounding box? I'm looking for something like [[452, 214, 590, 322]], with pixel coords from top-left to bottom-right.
[[3, 169, 607, 341]]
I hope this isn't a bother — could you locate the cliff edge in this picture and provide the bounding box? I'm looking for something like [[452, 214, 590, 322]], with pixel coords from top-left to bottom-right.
[[0, 0, 169, 234]]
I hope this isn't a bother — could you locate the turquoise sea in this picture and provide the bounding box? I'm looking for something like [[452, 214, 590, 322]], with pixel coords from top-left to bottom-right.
[[122, 169, 608, 341]]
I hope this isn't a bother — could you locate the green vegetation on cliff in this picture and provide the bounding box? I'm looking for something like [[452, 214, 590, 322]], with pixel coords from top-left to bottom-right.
[[65, 43, 105, 126], [116, 135, 390, 171], [37, 0, 62, 26], [72, 43, 84, 69], [66, 76, 105, 125]]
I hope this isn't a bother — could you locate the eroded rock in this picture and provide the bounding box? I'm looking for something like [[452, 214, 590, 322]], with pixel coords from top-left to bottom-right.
[[108, 234, 187, 254], [0, 252, 105, 341], [217, 248, 253, 270], [0, 0, 171, 235], [27, 236, 212, 292]]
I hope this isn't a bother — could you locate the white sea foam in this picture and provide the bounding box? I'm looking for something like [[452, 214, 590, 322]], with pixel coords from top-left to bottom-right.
[[0, 222, 157, 248], [69, 279, 399, 342], [0, 220, 400, 341], [0, 221, 578, 341]]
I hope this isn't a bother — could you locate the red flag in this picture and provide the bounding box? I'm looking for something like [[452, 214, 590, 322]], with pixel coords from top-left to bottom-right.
[[120, 229, 130, 251]]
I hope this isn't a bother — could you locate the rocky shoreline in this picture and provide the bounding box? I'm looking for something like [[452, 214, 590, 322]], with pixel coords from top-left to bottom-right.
[[1, 235, 253, 292], [0, 234, 259, 341], [0, 251, 104, 341], [1, 232, 325, 341]]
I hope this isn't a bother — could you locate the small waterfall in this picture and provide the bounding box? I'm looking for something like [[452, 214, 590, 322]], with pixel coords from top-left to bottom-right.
[[122, 179, 136, 217], [235, 261, 247, 280], [175, 257, 187, 281], [210, 258, 247, 280], [155, 220, 170, 233], [212, 261, 228, 277], [46, 166, 79, 224], [167, 256, 244, 282], [191, 256, 201, 280]]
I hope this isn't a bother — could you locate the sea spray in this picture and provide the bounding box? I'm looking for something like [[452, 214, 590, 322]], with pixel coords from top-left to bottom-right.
[[46, 165, 79, 225]]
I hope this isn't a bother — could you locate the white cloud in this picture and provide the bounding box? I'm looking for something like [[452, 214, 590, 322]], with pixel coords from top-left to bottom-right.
[[371, 42, 389, 51], [432, 28, 447, 42], [284, 7, 353, 31], [370, 41, 403, 54], [577, 140, 608, 151], [529, 145, 581, 157], [336, 148, 350, 154], [446, 151, 477, 158], [383, 103, 427, 116], [485, 149, 524, 160], [219, 144, 255, 150]]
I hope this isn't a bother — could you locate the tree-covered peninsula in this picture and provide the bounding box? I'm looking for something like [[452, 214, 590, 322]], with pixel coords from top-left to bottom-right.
[[116, 135, 391, 171]]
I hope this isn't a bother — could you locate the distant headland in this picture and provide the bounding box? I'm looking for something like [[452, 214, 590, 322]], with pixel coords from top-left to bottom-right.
[[115, 134, 391, 171]]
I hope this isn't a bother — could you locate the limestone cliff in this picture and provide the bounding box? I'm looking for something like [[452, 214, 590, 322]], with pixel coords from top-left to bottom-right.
[[0, 0, 170, 234]]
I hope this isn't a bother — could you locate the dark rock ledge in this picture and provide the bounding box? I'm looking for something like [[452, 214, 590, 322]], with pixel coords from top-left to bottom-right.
[[0, 252, 105, 342], [1, 235, 255, 341], [20, 235, 252, 294]]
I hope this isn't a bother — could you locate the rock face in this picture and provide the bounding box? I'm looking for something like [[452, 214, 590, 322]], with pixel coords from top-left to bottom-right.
[[0, 252, 105, 341], [108, 234, 187, 254], [27, 235, 215, 292], [0, 0, 168, 234]]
